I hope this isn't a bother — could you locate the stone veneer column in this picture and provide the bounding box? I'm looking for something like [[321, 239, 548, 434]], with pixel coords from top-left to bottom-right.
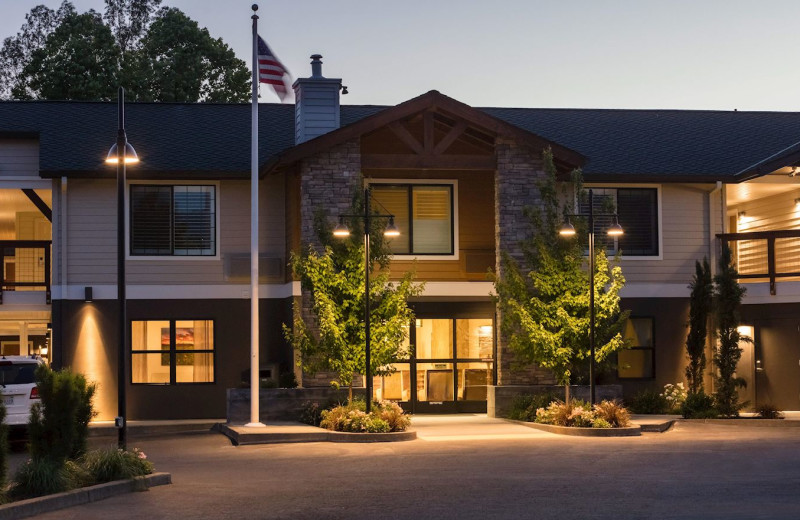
[[494, 138, 557, 386], [298, 139, 362, 387]]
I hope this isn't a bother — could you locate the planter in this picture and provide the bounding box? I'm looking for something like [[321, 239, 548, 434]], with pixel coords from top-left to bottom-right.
[[0, 472, 171, 520], [682, 418, 799, 427], [511, 419, 641, 437], [327, 430, 417, 443], [487, 385, 624, 418]]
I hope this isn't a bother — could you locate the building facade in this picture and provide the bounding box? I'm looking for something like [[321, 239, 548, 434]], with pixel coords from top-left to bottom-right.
[[2, 60, 800, 419]]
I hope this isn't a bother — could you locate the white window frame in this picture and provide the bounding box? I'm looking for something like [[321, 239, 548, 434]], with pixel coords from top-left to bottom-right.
[[367, 178, 459, 261], [583, 183, 663, 261], [126, 180, 221, 261]]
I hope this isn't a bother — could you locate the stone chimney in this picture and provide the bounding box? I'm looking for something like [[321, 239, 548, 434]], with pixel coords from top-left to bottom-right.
[[293, 54, 343, 144]]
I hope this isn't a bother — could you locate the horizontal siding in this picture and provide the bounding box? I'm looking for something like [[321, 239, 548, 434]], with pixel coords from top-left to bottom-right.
[[64, 177, 286, 285], [0, 139, 38, 177], [617, 183, 717, 284]]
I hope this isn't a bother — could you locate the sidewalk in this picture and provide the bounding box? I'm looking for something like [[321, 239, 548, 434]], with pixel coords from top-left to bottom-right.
[[88, 419, 224, 437]]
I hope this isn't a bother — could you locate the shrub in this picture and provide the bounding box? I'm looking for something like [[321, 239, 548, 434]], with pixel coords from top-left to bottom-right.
[[10, 458, 79, 500], [379, 401, 411, 432], [28, 365, 96, 463], [626, 389, 669, 414], [319, 401, 409, 433], [660, 383, 688, 413], [592, 418, 612, 429], [593, 400, 631, 427], [508, 391, 561, 421], [755, 403, 783, 419], [81, 447, 154, 484], [682, 391, 717, 419], [278, 371, 298, 389]]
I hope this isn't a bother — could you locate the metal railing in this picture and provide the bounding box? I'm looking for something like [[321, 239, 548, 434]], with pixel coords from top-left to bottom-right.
[[717, 230, 800, 295], [0, 240, 51, 304]]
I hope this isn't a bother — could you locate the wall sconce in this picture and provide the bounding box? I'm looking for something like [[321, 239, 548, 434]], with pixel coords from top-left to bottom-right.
[[737, 211, 746, 220], [84, 286, 93, 302], [795, 198, 800, 207]]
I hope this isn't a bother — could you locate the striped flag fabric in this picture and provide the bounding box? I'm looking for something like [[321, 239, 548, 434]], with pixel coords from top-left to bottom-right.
[[257, 36, 291, 101]]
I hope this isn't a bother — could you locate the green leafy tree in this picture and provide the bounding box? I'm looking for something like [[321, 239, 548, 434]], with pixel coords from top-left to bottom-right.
[[685, 257, 713, 394], [713, 245, 747, 416], [492, 149, 628, 400], [0, 1, 249, 103], [14, 11, 120, 101], [126, 7, 250, 102], [0, 1, 76, 99], [285, 188, 424, 402]]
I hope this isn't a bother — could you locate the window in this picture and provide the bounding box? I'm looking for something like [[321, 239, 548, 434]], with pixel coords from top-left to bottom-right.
[[370, 184, 454, 255], [130, 185, 216, 256], [618, 317, 654, 379], [131, 320, 214, 384], [582, 188, 659, 256]]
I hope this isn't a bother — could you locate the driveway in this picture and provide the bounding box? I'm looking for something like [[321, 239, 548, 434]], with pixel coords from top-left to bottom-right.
[[29, 415, 800, 519]]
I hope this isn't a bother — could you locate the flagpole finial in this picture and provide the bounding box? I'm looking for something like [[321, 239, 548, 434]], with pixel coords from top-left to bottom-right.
[[252, 4, 258, 11]]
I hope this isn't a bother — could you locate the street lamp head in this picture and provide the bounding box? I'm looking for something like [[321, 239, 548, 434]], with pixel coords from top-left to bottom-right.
[[333, 218, 351, 237], [607, 215, 624, 236], [383, 217, 400, 237], [558, 220, 576, 237], [105, 142, 139, 164]]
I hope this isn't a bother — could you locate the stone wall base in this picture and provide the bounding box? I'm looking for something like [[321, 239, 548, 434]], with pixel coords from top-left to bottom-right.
[[227, 387, 366, 424], [487, 385, 624, 418]]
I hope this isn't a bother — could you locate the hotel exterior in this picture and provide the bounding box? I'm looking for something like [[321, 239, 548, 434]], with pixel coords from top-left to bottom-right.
[[2, 57, 800, 419]]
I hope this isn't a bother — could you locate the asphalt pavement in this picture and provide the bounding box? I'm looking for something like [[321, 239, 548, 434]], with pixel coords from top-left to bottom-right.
[[25, 415, 800, 519]]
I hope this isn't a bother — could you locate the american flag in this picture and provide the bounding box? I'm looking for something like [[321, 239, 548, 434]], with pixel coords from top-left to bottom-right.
[[257, 36, 291, 101]]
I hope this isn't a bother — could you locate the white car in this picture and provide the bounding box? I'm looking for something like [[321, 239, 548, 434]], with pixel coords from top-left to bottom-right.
[[0, 356, 44, 429]]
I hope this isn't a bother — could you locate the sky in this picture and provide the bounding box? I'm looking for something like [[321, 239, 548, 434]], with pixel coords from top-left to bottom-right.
[[1, 0, 799, 111]]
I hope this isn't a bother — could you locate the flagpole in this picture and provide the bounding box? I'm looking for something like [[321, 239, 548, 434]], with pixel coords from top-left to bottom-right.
[[246, 3, 265, 428]]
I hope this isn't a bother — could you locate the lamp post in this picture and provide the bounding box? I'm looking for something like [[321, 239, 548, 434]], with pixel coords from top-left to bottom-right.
[[333, 187, 399, 413], [105, 86, 138, 450], [559, 188, 623, 405]]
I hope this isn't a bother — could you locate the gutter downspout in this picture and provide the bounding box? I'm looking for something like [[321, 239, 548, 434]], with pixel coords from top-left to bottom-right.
[[58, 176, 67, 368], [708, 181, 723, 276]]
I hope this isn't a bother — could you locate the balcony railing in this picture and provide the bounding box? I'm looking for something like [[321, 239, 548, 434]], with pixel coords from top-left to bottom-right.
[[717, 230, 800, 295], [0, 240, 51, 304]]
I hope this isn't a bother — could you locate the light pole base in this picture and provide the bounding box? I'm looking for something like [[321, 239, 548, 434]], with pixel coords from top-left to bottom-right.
[[244, 422, 267, 428]]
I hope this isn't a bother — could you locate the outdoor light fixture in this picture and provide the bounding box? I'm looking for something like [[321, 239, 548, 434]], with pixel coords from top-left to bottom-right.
[[559, 188, 624, 405], [106, 86, 137, 451], [332, 218, 351, 237], [105, 142, 139, 164], [794, 198, 800, 206], [738, 211, 746, 220], [558, 219, 576, 236], [607, 216, 624, 236], [384, 217, 400, 237], [84, 286, 93, 303], [334, 187, 399, 413]]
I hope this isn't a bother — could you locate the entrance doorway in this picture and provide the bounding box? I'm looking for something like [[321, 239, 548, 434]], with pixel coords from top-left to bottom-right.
[[755, 319, 800, 411], [373, 317, 495, 413]]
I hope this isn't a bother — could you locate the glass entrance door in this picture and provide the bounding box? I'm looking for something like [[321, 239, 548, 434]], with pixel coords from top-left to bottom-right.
[[373, 317, 495, 413]]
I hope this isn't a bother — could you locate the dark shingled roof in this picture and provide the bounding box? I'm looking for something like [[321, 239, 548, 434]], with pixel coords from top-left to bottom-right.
[[3, 99, 800, 180]]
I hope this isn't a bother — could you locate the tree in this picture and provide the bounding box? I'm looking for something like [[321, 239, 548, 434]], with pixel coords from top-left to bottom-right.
[[0, 1, 76, 99], [285, 187, 424, 402], [103, 0, 163, 56], [15, 11, 120, 101], [126, 8, 250, 102], [713, 245, 747, 416], [492, 149, 628, 400], [0, 1, 249, 103], [685, 257, 713, 394]]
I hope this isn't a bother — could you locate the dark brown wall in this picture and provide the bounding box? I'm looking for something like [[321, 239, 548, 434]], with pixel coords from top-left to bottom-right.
[[605, 298, 691, 399], [55, 298, 293, 420]]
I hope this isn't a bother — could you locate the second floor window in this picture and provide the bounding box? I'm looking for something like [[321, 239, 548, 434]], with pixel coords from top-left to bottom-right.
[[130, 185, 216, 256], [582, 187, 659, 257], [371, 184, 454, 255]]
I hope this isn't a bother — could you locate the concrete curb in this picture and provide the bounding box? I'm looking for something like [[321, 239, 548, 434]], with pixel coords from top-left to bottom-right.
[[214, 423, 416, 445], [89, 420, 222, 438], [506, 419, 642, 437], [680, 418, 800, 427], [0, 472, 171, 520], [639, 420, 676, 433]]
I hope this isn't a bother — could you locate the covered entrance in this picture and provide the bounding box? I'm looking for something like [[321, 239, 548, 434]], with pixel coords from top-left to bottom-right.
[[373, 315, 495, 413]]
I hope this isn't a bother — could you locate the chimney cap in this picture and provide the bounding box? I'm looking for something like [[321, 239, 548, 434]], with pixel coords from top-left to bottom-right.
[[310, 54, 323, 78]]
